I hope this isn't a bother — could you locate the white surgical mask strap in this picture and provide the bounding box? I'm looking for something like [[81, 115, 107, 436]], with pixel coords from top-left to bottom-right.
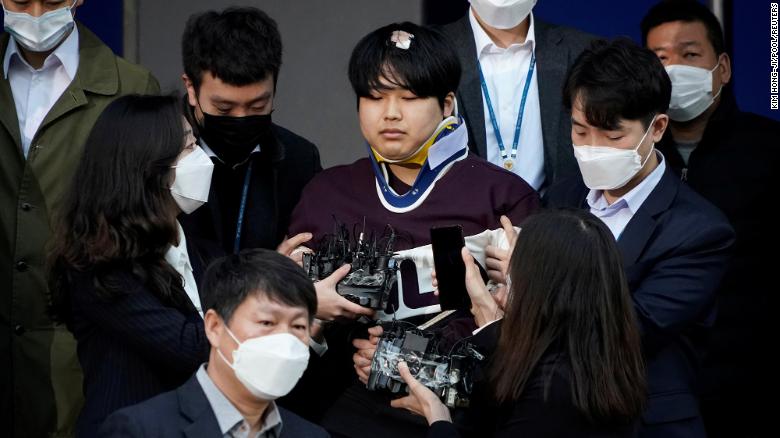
[[635, 115, 657, 167], [216, 323, 242, 368]]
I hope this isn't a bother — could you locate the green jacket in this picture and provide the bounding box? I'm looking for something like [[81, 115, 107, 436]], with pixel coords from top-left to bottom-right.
[[0, 24, 159, 438]]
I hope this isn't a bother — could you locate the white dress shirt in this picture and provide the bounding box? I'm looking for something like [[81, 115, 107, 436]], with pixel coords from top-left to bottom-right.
[[587, 151, 667, 240], [469, 9, 545, 190], [3, 26, 80, 158], [165, 221, 203, 317]]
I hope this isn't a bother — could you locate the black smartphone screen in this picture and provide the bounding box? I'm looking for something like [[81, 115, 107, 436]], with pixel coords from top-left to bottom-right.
[[430, 225, 470, 311]]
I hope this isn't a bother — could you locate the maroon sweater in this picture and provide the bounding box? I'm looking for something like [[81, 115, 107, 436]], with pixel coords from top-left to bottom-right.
[[289, 154, 539, 249]]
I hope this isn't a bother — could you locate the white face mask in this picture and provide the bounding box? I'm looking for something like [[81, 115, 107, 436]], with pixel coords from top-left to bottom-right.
[[469, 0, 537, 30], [2, 0, 77, 53], [218, 328, 310, 400], [665, 63, 723, 122], [573, 117, 656, 191], [170, 146, 214, 214]]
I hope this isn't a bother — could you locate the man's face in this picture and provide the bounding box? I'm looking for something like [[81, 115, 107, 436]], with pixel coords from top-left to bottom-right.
[[571, 94, 667, 159], [184, 71, 274, 120], [358, 76, 454, 161], [646, 20, 731, 92], [1, 0, 82, 16], [205, 292, 310, 398]]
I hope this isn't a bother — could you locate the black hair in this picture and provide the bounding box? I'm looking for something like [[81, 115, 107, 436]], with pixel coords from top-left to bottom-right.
[[492, 208, 645, 424], [182, 7, 282, 91], [563, 38, 671, 130], [49, 95, 186, 322], [641, 0, 726, 55], [348, 22, 461, 108], [200, 249, 317, 324]]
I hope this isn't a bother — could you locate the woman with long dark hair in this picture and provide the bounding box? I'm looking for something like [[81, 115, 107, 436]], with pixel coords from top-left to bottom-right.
[[48, 94, 218, 436], [391, 208, 646, 437]]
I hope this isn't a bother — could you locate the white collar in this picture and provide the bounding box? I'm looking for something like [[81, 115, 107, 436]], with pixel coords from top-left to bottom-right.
[[3, 25, 80, 79], [587, 150, 667, 214], [468, 8, 536, 57], [164, 221, 192, 272], [199, 138, 261, 162]]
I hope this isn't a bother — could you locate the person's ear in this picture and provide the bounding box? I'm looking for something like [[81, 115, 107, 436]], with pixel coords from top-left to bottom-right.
[[442, 92, 456, 118], [715, 52, 732, 87], [183, 74, 199, 107], [204, 309, 224, 349], [651, 114, 669, 143]]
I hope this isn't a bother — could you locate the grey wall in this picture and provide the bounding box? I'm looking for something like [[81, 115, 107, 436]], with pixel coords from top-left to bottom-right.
[[133, 0, 422, 168]]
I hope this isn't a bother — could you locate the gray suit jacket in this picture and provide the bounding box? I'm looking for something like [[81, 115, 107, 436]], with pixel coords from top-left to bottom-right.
[[439, 15, 596, 190]]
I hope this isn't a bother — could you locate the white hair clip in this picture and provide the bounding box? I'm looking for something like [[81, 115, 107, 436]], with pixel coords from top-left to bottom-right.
[[390, 30, 414, 50]]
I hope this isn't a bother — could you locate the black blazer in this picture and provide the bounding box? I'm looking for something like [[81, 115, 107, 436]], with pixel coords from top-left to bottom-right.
[[544, 167, 735, 437], [179, 123, 322, 254], [99, 374, 329, 437], [427, 322, 638, 438], [67, 236, 223, 437], [657, 90, 779, 428], [439, 15, 595, 189]]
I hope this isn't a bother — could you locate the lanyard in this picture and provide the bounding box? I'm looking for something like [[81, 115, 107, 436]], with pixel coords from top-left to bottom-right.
[[233, 161, 253, 254], [478, 53, 536, 169]]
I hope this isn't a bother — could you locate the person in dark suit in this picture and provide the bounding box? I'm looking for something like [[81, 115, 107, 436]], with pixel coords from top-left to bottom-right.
[[386, 209, 646, 437], [641, 2, 780, 435], [178, 7, 322, 255], [542, 39, 735, 437], [100, 249, 329, 438], [48, 95, 222, 436], [438, 0, 595, 192]]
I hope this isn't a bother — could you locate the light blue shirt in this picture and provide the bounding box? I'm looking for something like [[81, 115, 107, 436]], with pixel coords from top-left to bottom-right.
[[587, 151, 667, 240], [196, 364, 283, 438]]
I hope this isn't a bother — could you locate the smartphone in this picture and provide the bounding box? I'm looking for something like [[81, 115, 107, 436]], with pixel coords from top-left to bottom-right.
[[430, 225, 470, 311]]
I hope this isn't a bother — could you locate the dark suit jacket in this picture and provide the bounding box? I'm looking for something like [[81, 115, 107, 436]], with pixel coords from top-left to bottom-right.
[[439, 15, 595, 189], [179, 122, 322, 254], [99, 374, 329, 438], [67, 236, 223, 437], [657, 90, 778, 432], [544, 167, 735, 437]]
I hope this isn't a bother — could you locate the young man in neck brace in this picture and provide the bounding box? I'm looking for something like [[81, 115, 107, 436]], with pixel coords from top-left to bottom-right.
[[285, 22, 538, 435], [641, 1, 780, 435]]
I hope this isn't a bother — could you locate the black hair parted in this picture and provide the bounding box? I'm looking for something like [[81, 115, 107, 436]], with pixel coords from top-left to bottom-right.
[[563, 38, 671, 131], [641, 0, 726, 55], [200, 249, 317, 324], [348, 22, 461, 108], [182, 7, 282, 91]]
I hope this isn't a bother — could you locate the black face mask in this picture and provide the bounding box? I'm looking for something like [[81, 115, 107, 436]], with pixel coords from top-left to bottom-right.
[[197, 106, 273, 167]]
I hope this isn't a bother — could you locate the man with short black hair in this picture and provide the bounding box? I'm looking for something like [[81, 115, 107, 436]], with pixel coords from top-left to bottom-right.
[[545, 38, 734, 438], [99, 249, 329, 437], [179, 7, 321, 255], [641, 1, 780, 435]]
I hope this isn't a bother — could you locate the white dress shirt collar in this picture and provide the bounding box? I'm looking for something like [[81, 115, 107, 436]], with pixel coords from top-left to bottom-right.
[[469, 8, 536, 57], [3, 25, 79, 80], [165, 221, 203, 316]]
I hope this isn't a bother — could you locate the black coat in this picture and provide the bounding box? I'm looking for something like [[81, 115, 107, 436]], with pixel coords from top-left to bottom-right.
[[545, 167, 735, 438], [99, 374, 329, 437], [656, 90, 780, 434], [67, 236, 223, 437], [180, 123, 322, 254], [428, 323, 639, 438], [439, 15, 596, 189]]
